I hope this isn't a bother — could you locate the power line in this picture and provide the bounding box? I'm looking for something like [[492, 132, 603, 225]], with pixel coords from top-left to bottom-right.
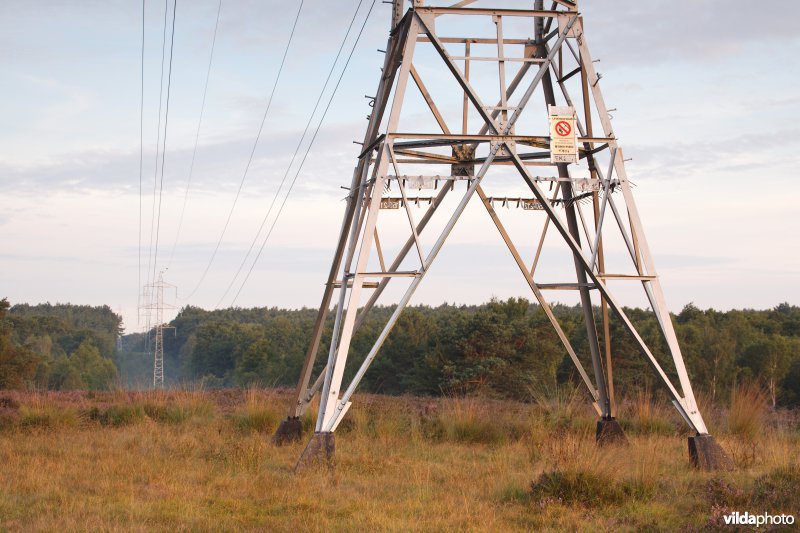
[[149, 0, 178, 290], [214, 0, 368, 307], [166, 0, 223, 270], [229, 0, 378, 307], [137, 0, 146, 325], [144, 0, 170, 346], [182, 0, 306, 300]]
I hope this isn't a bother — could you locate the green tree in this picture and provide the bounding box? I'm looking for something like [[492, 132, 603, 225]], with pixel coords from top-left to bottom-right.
[[234, 337, 294, 387], [780, 358, 800, 406], [0, 331, 39, 389], [0, 298, 40, 389], [48, 356, 84, 390], [190, 321, 264, 383], [234, 339, 270, 386], [10, 303, 121, 359], [740, 337, 793, 408], [365, 307, 439, 395], [71, 340, 118, 390], [677, 308, 737, 402]]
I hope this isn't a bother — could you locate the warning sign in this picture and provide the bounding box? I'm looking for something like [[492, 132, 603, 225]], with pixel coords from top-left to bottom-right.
[[554, 121, 571, 137], [549, 105, 578, 164]]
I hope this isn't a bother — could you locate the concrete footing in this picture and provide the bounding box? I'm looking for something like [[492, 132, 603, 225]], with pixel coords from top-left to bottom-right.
[[272, 416, 303, 445], [294, 432, 335, 473], [688, 434, 734, 471], [596, 417, 629, 446]]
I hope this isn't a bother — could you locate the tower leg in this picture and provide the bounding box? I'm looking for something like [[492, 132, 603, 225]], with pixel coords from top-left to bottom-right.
[[273, 416, 303, 445], [273, 15, 414, 445], [534, 6, 618, 440], [688, 434, 734, 471], [294, 432, 335, 473], [596, 418, 628, 446]]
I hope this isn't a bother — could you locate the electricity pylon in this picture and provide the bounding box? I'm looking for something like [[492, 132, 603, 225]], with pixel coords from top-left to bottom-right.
[[276, 0, 732, 471], [142, 271, 176, 389]]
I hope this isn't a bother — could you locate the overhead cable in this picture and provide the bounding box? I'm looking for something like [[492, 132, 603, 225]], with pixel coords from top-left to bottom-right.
[[144, 0, 170, 347], [166, 0, 224, 270], [149, 0, 178, 292], [215, 0, 368, 308], [182, 0, 306, 300], [229, 0, 378, 307], [137, 0, 146, 325]]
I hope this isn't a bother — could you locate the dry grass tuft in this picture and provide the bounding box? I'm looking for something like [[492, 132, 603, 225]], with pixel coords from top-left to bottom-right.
[[419, 396, 534, 445], [726, 382, 770, 468], [530, 384, 590, 432], [139, 391, 215, 425], [620, 387, 677, 436], [230, 387, 281, 434], [17, 395, 80, 430], [727, 382, 768, 442], [85, 404, 146, 427], [428, 396, 506, 444]]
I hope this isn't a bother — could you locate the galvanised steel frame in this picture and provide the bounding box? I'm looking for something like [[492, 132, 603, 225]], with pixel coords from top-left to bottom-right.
[[142, 271, 175, 389], [284, 0, 717, 463]]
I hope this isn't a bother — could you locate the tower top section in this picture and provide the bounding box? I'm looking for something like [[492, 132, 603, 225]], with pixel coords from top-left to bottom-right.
[[393, 0, 580, 29]]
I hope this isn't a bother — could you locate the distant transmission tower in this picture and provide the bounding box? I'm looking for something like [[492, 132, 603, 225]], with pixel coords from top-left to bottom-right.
[[275, 0, 732, 472], [142, 272, 176, 389]]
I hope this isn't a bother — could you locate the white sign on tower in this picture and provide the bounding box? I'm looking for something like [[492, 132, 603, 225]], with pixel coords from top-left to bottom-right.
[[549, 105, 578, 164]]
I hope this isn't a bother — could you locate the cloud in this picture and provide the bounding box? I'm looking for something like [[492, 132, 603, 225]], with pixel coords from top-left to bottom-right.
[[0, 116, 370, 197], [626, 128, 800, 181], [582, 0, 800, 66]]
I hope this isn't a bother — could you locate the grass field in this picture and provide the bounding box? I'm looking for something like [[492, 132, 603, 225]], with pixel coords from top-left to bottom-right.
[[0, 388, 797, 531]]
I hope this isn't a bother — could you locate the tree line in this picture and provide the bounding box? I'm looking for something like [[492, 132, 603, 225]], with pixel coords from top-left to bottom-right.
[[2, 297, 799, 407], [0, 299, 120, 390], [118, 299, 800, 407]]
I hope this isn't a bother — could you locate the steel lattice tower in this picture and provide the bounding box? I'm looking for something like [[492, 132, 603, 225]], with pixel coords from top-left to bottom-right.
[[275, 0, 732, 471], [142, 272, 175, 389]]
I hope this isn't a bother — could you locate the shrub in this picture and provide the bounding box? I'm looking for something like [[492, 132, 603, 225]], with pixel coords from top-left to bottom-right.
[[530, 469, 651, 508], [0, 396, 21, 431], [751, 464, 800, 511], [143, 403, 188, 424], [704, 477, 748, 509], [0, 396, 21, 409], [0, 408, 20, 431], [85, 404, 145, 427], [19, 405, 79, 429], [704, 465, 800, 517], [142, 399, 214, 425]]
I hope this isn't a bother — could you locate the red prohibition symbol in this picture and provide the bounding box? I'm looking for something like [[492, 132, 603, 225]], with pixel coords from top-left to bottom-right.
[[555, 120, 572, 136]]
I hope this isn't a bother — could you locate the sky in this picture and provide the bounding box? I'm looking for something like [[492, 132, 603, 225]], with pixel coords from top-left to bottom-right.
[[1, 0, 799, 333]]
